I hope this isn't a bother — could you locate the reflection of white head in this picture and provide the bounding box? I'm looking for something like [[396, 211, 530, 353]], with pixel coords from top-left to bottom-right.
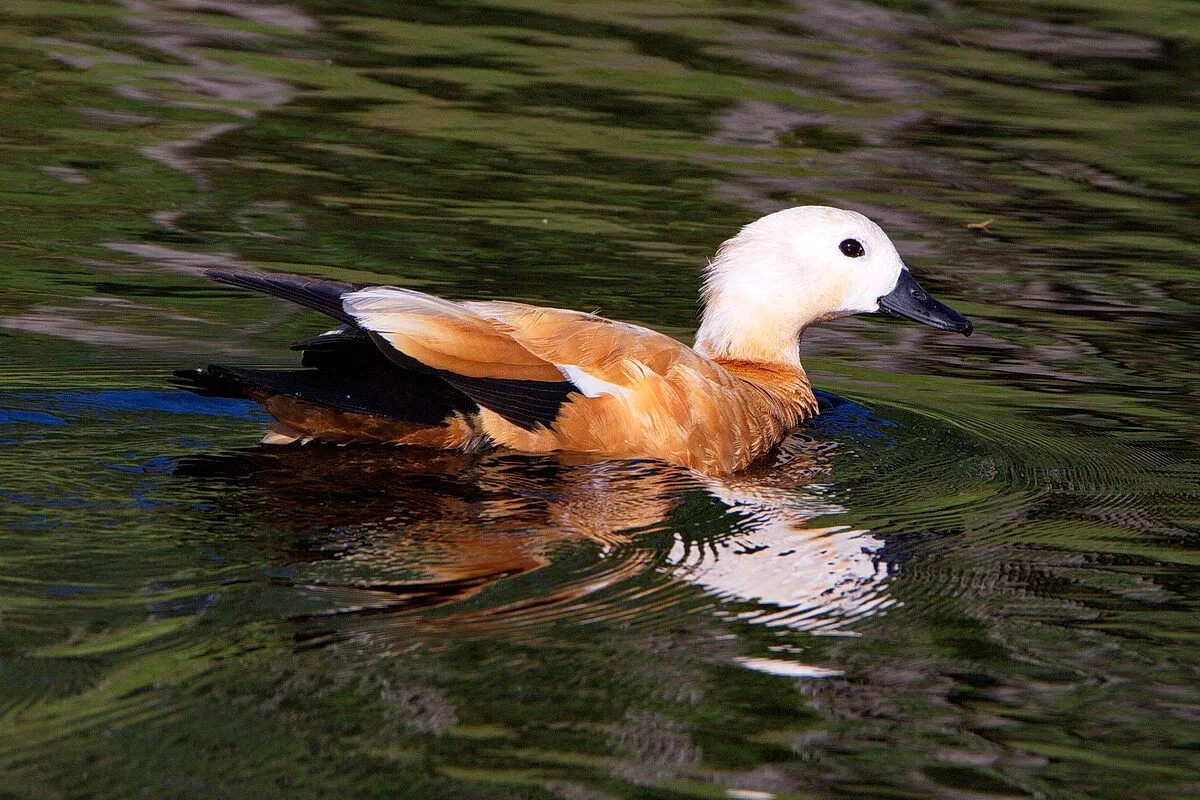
[[695, 206, 908, 364], [668, 480, 893, 633]]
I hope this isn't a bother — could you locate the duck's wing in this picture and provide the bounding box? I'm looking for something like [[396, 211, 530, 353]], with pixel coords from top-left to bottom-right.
[[462, 300, 729, 388], [341, 289, 568, 383], [340, 287, 580, 429], [201, 270, 588, 430], [200, 270, 726, 433], [205, 269, 363, 325], [347, 291, 730, 409]]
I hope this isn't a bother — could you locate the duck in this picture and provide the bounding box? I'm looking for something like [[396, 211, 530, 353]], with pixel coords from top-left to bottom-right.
[[174, 206, 971, 475]]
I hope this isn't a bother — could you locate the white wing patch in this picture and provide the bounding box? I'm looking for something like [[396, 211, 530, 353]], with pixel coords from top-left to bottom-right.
[[342, 287, 470, 334], [557, 364, 630, 398]]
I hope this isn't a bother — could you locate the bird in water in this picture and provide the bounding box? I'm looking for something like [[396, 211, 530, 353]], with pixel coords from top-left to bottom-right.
[[174, 206, 971, 475]]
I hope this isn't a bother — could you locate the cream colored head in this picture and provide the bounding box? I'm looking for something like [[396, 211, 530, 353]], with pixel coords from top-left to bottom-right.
[[694, 206, 970, 364]]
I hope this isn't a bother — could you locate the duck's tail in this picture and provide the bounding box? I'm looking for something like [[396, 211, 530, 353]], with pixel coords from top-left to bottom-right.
[[170, 364, 256, 399], [171, 268, 490, 448]]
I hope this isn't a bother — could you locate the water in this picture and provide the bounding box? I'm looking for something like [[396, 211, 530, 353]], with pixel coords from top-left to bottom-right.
[[1, 1, 1198, 798]]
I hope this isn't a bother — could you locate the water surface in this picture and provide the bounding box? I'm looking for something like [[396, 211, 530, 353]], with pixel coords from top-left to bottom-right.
[[1, 1, 1198, 798]]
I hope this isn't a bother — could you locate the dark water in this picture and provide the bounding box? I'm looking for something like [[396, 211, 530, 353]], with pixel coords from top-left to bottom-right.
[[2, 1, 1199, 798]]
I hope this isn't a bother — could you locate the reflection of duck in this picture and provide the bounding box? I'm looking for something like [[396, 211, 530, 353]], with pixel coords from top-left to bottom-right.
[[175, 207, 970, 474], [179, 434, 891, 637], [669, 480, 891, 633]]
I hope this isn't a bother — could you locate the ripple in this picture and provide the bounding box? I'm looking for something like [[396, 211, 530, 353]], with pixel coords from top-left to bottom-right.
[[734, 656, 843, 679]]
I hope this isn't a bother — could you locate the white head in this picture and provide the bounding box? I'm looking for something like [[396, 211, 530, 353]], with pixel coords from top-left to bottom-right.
[[694, 206, 970, 364]]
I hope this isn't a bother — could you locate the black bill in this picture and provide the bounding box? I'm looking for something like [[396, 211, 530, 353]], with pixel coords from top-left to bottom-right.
[[877, 269, 973, 336]]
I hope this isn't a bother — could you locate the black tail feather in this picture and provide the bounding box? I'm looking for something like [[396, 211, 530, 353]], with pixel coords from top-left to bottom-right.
[[170, 366, 252, 399], [204, 269, 364, 325]]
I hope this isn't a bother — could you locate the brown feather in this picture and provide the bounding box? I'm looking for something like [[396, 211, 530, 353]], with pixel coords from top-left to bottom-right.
[[342, 289, 566, 382]]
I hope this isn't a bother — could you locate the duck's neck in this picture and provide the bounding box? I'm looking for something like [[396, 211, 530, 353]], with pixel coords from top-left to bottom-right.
[[694, 297, 817, 424], [693, 303, 805, 367]]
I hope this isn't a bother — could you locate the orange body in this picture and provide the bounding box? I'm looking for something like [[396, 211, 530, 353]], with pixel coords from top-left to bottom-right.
[[263, 300, 817, 475]]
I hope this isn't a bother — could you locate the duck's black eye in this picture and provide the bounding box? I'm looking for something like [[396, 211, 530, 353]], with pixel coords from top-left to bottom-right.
[[839, 238, 865, 258]]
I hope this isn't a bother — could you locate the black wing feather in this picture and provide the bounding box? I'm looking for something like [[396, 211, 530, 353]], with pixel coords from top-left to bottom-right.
[[444, 375, 575, 431], [364, 332, 575, 430], [205, 269, 363, 325], [290, 326, 378, 370], [199, 269, 578, 431], [290, 325, 369, 353]]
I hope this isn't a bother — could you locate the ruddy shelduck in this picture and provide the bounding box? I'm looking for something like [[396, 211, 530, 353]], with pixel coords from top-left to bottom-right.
[[176, 206, 972, 475]]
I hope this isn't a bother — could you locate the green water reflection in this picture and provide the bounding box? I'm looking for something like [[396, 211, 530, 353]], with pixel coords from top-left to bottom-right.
[[1, 1, 1197, 798]]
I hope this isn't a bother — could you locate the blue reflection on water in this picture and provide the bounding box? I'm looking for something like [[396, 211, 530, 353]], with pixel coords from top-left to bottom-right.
[[810, 389, 896, 445], [15, 390, 262, 420], [0, 409, 66, 426]]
